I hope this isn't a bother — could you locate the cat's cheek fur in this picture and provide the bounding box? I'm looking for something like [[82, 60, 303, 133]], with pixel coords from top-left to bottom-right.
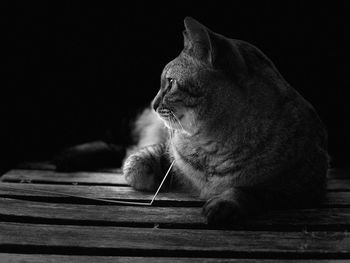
[[181, 111, 198, 135]]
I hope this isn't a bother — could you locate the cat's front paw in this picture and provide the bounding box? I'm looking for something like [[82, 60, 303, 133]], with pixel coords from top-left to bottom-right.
[[202, 195, 241, 226], [123, 153, 161, 192]]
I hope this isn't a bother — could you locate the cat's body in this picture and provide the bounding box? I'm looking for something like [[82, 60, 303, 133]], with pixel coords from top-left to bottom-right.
[[123, 17, 328, 224]]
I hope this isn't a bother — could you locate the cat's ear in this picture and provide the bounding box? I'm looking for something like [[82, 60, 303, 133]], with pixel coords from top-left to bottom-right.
[[183, 17, 212, 64]]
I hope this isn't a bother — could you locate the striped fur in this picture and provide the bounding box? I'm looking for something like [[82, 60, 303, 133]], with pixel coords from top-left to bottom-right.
[[123, 17, 328, 225]]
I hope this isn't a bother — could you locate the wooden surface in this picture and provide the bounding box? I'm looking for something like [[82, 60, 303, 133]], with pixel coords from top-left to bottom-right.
[[0, 165, 350, 262]]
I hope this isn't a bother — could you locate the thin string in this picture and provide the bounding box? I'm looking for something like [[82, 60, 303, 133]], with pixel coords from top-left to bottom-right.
[[149, 160, 175, 205], [2, 160, 176, 206]]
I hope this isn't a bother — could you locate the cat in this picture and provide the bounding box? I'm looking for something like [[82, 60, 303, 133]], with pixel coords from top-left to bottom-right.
[[123, 17, 329, 225]]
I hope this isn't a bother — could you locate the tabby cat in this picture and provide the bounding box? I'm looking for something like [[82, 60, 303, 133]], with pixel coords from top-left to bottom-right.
[[123, 17, 328, 225]]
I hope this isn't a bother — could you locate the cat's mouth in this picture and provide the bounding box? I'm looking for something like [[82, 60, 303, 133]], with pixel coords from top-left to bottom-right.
[[157, 107, 183, 119], [157, 107, 185, 131], [157, 107, 172, 118]]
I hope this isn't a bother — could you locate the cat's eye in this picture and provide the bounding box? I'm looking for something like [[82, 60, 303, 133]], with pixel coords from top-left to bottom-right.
[[168, 78, 176, 86], [166, 78, 177, 92]]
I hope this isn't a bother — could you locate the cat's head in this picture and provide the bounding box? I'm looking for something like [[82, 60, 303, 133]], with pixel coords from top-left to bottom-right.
[[152, 17, 282, 135]]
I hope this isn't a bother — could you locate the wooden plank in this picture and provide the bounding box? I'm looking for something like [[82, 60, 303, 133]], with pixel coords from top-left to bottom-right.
[[1, 223, 350, 256], [1, 254, 349, 263], [1, 169, 127, 186], [3, 169, 350, 191], [3, 254, 346, 263], [1, 183, 350, 207], [2, 198, 350, 230], [0, 197, 205, 225], [0, 183, 200, 204], [327, 179, 350, 191], [16, 162, 121, 173]]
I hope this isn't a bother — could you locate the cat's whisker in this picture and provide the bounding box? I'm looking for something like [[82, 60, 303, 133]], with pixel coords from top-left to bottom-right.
[[171, 111, 190, 136], [165, 113, 179, 134]]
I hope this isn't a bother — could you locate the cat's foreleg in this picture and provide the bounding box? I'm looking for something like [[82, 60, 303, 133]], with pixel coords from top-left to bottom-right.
[[123, 143, 170, 191]]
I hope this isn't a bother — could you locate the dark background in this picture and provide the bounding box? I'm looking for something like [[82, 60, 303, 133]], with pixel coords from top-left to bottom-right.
[[1, 1, 349, 171]]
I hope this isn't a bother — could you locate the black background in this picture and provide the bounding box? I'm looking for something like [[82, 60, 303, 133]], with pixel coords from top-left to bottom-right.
[[1, 1, 349, 171]]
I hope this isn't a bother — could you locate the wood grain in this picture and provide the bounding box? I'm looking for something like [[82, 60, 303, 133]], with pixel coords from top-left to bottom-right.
[[3, 169, 350, 191], [15, 162, 121, 173], [1, 183, 350, 207], [2, 198, 350, 230], [1, 169, 127, 186], [0, 183, 201, 203], [327, 179, 350, 191], [0, 197, 205, 225], [1, 222, 350, 256], [3, 254, 347, 263]]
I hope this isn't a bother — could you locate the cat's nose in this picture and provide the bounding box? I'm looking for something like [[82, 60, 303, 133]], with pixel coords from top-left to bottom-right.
[[152, 96, 161, 112]]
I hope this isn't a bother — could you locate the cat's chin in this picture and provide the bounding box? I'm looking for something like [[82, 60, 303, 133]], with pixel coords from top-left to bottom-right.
[[162, 121, 192, 136], [162, 121, 173, 129], [163, 121, 181, 131]]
